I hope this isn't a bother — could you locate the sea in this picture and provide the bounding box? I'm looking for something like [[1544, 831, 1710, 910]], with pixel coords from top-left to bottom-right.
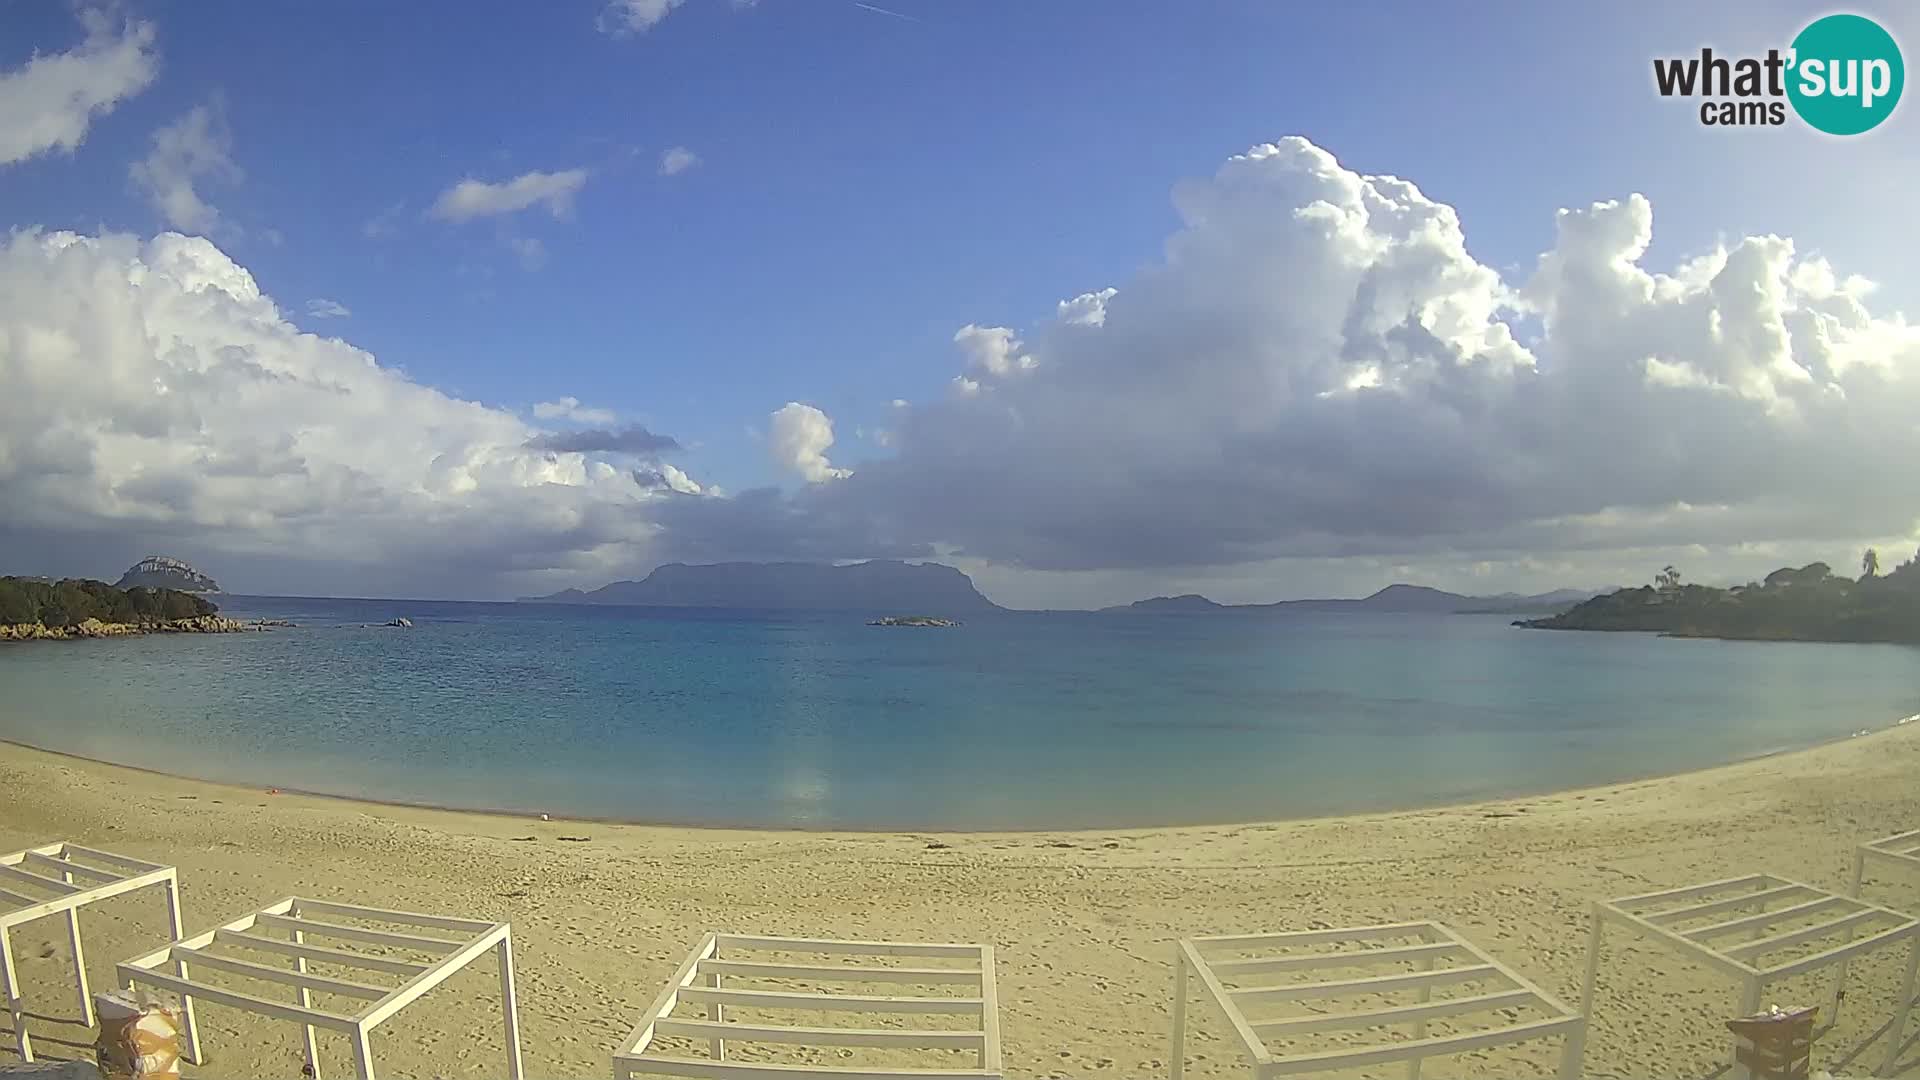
[[1, 596, 1917, 830]]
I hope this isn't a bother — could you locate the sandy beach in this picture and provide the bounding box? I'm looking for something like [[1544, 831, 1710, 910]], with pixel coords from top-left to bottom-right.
[[2, 727, 1918, 1079]]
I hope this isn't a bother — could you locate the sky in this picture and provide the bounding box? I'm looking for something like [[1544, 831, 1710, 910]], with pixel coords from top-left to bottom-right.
[[3, 0, 1919, 607]]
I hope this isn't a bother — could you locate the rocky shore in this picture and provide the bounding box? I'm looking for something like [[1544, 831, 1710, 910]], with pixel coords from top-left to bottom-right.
[[0, 615, 290, 642]]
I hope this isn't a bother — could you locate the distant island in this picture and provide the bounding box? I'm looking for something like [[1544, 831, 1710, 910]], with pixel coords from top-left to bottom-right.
[[1101, 584, 1601, 616], [527, 564, 1603, 616], [115, 555, 222, 593], [522, 560, 1002, 613], [868, 616, 960, 628], [0, 576, 274, 642], [1518, 552, 1920, 644]]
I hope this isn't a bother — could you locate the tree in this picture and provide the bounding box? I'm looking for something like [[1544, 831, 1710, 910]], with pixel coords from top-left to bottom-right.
[[1863, 548, 1881, 578]]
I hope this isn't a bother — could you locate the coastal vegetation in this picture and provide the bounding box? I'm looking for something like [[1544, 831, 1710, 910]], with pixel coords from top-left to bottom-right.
[[1, 576, 216, 625], [1518, 549, 1920, 643], [0, 576, 267, 641]]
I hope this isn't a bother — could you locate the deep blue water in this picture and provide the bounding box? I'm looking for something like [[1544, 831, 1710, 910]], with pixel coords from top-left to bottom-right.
[[1, 596, 1917, 829]]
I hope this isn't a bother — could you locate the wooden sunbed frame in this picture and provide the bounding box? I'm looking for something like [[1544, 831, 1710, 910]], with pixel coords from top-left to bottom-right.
[[118, 897, 524, 1080], [614, 933, 1003, 1079], [1169, 920, 1584, 1079], [1583, 873, 1920, 1079], [0, 841, 183, 1062], [1853, 827, 1920, 900]]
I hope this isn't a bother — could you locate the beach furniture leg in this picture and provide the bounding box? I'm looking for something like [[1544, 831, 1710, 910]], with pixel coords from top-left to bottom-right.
[[1578, 914, 1603, 1025], [1408, 951, 1435, 1080], [1, 926, 31, 1062], [1828, 849, 1873, 1029], [1831, 848, 1872, 1027], [291, 926, 321, 1078], [65, 911, 93, 1027], [498, 934, 525, 1080], [58, 860, 94, 1028], [163, 878, 202, 1065], [1168, 945, 1187, 1080], [1877, 936, 1919, 1077], [1558, 1017, 1586, 1080], [1732, 977, 1763, 1080], [351, 1026, 377, 1080], [708, 968, 725, 1061]]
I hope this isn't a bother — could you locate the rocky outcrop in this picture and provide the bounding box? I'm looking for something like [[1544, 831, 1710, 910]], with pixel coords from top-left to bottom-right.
[[114, 556, 222, 594], [0, 616, 283, 642], [867, 616, 960, 627]]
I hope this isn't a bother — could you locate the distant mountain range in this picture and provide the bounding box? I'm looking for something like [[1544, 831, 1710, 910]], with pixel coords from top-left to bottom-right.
[[524, 561, 1600, 616], [521, 560, 1003, 612], [1101, 584, 1601, 615], [114, 555, 222, 594]]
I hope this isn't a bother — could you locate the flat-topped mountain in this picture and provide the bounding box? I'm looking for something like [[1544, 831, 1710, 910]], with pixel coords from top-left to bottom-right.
[[115, 555, 222, 593], [1102, 594, 1227, 614], [1102, 584, 1600, 615], [521, 560, 1002, 612]]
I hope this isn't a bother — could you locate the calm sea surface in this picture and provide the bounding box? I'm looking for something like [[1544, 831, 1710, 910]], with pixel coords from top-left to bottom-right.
[[1, 597, 1917, 829]]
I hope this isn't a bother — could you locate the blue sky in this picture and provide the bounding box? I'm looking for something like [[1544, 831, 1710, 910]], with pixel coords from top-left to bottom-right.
[[3, 1, 1918, 603]]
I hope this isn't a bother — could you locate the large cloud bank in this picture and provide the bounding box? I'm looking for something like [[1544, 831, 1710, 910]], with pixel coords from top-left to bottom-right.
[[0, 231, 685, 596], [5, 137, 1917, 597], [819, 138, 1919, 572]]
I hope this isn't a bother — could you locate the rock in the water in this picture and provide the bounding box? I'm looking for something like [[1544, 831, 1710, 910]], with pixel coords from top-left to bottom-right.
[[867, 615, 959, 627]]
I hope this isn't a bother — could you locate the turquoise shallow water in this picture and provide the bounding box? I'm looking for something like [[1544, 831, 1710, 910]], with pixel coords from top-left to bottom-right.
[[1, 597, 1917, 829]]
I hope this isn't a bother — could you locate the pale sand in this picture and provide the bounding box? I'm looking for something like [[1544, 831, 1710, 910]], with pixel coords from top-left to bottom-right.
[[2, 728, 1919, 1080]]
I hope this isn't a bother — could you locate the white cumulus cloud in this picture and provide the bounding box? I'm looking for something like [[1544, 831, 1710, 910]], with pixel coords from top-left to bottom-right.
[[1057, 287, 1116, 327], [598, 0, 687, 35], [429, 169, 588, 223], [533, 397, 618, 425], [6, 133, 1919, 604], [768, 402, 851, 482], [953, 324, 1036, 378], [0, 229, 700, 597], [130, 104, 241, 233], [819, 136, 1920, 579], [0, 10, 158, 167], [659, 146, 699, 176]]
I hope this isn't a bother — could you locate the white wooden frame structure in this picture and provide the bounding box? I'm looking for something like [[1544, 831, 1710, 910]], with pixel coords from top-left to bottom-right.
[[1582, 873, 1920, 1079], [1168, 921, 1585, 1080], [0, 841, 183, 1062], [117, 897, 524, 1080], [614, 933, 1003, 1080], [1853, 828, 1920, 899]]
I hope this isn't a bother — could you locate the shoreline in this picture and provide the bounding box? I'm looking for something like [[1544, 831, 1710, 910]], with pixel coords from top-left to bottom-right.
[[0, 615, 286, 643], [4, 715, 1912, 834], [5, 722, 1920, 1077]]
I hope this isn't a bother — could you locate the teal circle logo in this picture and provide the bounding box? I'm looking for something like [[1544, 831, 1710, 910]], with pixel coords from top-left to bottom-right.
[[1787, 14, 1903, 134]]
